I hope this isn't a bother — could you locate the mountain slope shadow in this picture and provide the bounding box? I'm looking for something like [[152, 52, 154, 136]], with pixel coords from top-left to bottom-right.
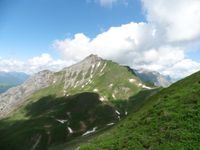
[[0, 92, 119, 150]]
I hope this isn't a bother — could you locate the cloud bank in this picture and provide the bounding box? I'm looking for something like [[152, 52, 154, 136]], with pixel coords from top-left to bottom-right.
[[53, 0, 200, 79], [0, 53, 70, 74]]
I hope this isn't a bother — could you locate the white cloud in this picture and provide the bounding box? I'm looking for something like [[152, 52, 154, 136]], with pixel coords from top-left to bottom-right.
[[142, 0, 200, 43], [54, 33, 91, 62], [0, 53, 71, 74], [28, 53, 52, 66], [0, 57, 24, 73], [53, 0, 200, 79], [163, 59, 200, 79], [54, 22, 156, 65]]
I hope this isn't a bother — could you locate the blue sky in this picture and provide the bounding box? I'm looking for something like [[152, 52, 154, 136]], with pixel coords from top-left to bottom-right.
[[0, 0, 144, 60], [0, 0, 200, 79]]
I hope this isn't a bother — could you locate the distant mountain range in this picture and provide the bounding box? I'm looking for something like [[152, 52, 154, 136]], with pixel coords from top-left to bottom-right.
[[134, 69, 172, 87], [0, 72, 29, 93]]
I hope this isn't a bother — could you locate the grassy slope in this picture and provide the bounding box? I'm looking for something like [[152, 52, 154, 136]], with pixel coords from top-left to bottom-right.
[[80, 71, 200, 150], [48, 89, 158, 150], [6, 60, 142, 121], [68, 60, 142, 101], [0, 92, 119, 150], [0, 82, 155, 150], [0, 59, 151, 150]]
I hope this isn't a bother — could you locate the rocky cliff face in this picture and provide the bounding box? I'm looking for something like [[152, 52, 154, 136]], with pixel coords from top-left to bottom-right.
[[0, 70, 54, 118], [62, 54, 105, 91], [0, 55, 146, 118]]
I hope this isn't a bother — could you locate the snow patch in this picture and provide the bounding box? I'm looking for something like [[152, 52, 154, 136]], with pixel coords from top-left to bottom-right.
[[100, 96, 105, 101], [107, 122, 115, 126], [100, 63, 107, 73], [117, 116, 121, 120], [85, 79, 92, 86], [63, 90, 67, 95], [125, 111, 128, 115], [138, 82, 153, 89], [97, 62, 101, 68], [56, 119, 68, 124], [91, 64, 95, 74], [129, 78, 136, 83], [88, 79, 92, 84], [82, 127, 97, 136], [142, 85, 153, 90], [109, 83, 113, 87], [138, 83, 142, 86], [74, 81, 79, 88], [67, 127, 73, 134], [93, 88, 98, 92], [112, 94, 116, 99], [115, 110, 120, 115]]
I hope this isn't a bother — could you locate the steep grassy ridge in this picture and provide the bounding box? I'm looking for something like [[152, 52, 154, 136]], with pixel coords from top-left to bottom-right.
[[80, 71, 200, 150]]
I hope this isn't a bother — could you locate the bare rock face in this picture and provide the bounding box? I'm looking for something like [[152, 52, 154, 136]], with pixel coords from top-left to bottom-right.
[[0, 55, 106, 118], [62, 54, 104, 89], [0, 70, 54, 118]]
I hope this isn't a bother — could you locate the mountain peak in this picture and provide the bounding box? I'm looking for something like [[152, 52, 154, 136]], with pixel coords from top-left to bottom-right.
[[84, 54, 102, 61]]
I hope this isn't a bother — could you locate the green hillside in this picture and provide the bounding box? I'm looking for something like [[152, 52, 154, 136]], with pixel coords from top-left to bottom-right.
[[0, 57, 152, 150], [80, 71, 200, 150], [67, 60, 143, 101], [0, 92, 119, 150]]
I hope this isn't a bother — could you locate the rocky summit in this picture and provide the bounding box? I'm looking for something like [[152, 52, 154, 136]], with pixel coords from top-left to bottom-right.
[[0, 54, 150, 118]]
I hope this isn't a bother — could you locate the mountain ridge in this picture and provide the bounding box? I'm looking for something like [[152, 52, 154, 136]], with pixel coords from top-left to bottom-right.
[[0, 54, 157, 150], [134, 69, 172, 87], [0, 54, 146, 118]]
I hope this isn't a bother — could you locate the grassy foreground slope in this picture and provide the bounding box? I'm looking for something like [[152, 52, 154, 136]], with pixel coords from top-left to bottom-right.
[[80, 71, 200, 150], [0, 92, 119, 150]]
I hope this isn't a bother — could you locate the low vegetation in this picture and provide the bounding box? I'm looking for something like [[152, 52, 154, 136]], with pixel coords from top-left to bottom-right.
[[80, 71, 200, 150], [0, 92, 119, 150]]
